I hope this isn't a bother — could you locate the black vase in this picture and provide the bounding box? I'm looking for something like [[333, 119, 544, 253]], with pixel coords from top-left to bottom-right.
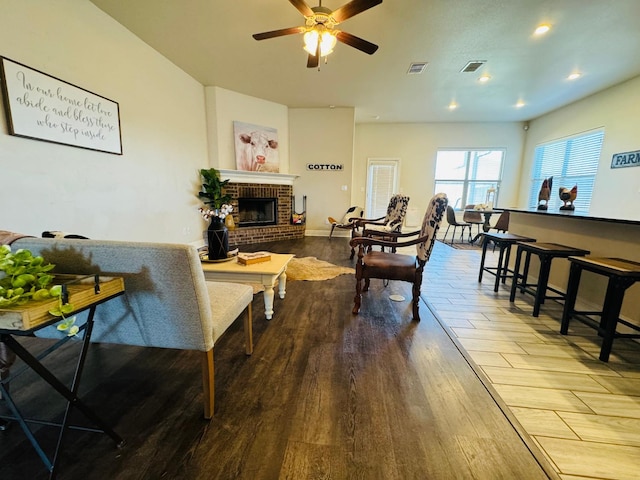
[[207, 217, 229, 260]]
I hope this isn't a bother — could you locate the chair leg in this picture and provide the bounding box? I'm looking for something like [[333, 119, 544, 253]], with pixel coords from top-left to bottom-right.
[[412, 273, 423, 321], [478, 235, 489, 283], [353, 279, 362, 314], [329, 224, 336, 239], [494, 245, 507, 292], [561, 262, 582, 335], [533, 255, 552, 317], [510, 246, 524, 302], [353, 257, 363, 314], [443, 225, 451, 244], [598, 277, 635, 362], [201, 349, 214, 419]]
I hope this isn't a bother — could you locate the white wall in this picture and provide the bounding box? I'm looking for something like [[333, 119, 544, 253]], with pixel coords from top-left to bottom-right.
[[206, 86, 289, 172], [521, 75, 640, 220], [0, 0, 209, 242], [289, 107, 355, 234], [354, 122, 526, 224]]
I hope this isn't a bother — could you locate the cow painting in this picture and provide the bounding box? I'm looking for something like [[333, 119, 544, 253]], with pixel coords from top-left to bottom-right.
[[233, 122, 280, 173]]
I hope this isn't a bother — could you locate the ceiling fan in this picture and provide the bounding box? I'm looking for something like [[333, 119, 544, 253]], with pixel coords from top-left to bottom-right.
[[252, 0, 382, 68]]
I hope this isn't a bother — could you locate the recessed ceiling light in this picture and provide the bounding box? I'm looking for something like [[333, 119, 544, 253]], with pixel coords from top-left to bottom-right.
[[534, 24, 551, 35], [478, 74, 491, 83], [448, 102, 458, 110], [515, 100, 526, 108], [567, 72, 582, 80]]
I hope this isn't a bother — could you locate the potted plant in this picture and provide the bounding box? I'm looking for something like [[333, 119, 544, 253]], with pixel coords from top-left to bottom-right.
[[197, 167, 232, 211], [197, 168, 233, 260]]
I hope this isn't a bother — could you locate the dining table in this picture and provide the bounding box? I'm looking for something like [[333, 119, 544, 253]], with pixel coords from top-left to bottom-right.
[[466, 208, 503, 243]]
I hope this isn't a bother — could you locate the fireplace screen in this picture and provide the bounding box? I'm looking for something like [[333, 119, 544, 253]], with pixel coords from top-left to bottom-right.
[[238, 197, 277, 227]]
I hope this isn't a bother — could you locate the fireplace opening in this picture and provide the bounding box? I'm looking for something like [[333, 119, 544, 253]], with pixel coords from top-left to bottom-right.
[[238, 197, 277, 227]]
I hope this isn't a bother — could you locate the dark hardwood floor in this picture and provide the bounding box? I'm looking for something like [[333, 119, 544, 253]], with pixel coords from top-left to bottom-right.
[[0, 237, 555, 479]]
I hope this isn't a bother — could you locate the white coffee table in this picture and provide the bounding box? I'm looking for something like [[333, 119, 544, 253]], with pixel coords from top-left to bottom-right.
[[201, 253, 294, 320]]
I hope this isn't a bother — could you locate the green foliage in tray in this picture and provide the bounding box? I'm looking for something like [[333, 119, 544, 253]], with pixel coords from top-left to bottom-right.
[[0, 245, 58, 308]]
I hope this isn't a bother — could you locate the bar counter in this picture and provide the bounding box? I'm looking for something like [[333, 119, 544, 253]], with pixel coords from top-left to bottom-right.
[[504, 208, 640, 326]]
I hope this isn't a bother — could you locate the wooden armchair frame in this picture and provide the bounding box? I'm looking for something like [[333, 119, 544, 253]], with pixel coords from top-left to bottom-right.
[[349, 193, 448, 321]]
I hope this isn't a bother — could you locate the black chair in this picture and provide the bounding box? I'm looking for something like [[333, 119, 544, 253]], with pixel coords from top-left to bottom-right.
[[350, 194, 410, 258], [443, 206, 471, 244], [561, 257, 640, 362], [490, 211, 510, 233], [328, 206, 364, 239], [478, 232, 536, 292], [463, 204, 484, 237], [349, 193, 448, 321], [509, 242, 590, 317]]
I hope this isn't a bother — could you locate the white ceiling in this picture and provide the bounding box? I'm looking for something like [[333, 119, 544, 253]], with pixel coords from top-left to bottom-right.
[[89, 0, 640, 124]]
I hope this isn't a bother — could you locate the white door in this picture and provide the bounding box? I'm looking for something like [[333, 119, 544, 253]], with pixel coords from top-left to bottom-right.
[[366, 158, 399, 218]]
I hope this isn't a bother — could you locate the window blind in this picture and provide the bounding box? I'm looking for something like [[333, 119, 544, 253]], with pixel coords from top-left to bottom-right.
[[528, 130, 604, 212], [367, 163, 396, 218]]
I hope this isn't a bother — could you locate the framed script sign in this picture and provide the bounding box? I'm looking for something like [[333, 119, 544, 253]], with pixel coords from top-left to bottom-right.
[[0, 57, 122, 154]]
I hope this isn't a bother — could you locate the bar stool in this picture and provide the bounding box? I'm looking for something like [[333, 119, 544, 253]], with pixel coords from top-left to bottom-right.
[[509, 242, 590, 317], [560, 257, 640, 362], [478, 232, 536, 292]]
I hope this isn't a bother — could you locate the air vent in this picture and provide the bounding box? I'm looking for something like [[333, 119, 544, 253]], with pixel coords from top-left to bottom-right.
[[461, 60, 486, 73], [407, 62, 428, 74]]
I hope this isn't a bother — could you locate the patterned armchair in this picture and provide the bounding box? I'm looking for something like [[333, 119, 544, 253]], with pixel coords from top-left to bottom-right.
[[349, 193, 448, 321], [328, 205, 364, 239], [350, 194, 410, 258]]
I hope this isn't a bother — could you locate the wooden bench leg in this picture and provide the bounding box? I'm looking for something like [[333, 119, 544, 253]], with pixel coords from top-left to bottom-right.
[[244, 303, 253, 356], [201, 349, 214, 419]]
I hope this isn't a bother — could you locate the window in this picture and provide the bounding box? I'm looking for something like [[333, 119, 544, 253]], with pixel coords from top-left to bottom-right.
[[527, 129, 604, 213], [366, 159, 399, 218], [434, 150, 504, 209]]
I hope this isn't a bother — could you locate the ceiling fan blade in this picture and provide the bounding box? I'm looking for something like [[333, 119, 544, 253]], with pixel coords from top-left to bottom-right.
[[252, 26, 305, 41], [307, 41, 321, 68], [331, 0, 382, 23], [289, 0, 314, 17], [307, 53, 319, 69], [336, 31, 379, 54]]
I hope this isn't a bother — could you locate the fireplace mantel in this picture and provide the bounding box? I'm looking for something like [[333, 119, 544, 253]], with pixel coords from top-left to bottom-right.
[[218, 169, 299, 185]]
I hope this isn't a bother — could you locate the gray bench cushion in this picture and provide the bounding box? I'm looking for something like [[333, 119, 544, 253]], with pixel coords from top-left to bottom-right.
[[12, 238, 252, 351]]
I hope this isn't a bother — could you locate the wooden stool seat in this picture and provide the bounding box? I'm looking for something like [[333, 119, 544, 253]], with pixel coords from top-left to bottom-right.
[[560, 257, 640, 362], [509, 242, 590, 317], [478, 233, 536, 292]]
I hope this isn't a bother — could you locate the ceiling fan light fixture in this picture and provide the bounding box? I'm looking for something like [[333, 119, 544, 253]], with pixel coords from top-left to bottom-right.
[[303, 28, 337, 57]]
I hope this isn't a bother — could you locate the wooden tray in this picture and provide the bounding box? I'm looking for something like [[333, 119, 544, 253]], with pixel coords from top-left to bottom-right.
[[0, 274, 125, 331]]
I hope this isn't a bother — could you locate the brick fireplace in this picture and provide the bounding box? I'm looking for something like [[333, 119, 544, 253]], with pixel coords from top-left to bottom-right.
[[220, 171, 304, 246]]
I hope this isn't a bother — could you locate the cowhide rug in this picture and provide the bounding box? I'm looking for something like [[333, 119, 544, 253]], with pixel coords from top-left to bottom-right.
[[250, 256, 354, 294], [286, 256, 355, 281]]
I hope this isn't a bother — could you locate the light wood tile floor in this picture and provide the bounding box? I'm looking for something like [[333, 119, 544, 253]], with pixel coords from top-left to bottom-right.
[[422, 240, 640, 480]]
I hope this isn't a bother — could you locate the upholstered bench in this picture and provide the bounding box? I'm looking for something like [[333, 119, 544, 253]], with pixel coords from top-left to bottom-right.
[[10, 237, 254, 419]]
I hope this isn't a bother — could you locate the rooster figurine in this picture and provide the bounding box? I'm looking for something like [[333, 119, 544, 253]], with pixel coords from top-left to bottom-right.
[[559, 185, 578, 210], [537, 176, 553, 210]]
